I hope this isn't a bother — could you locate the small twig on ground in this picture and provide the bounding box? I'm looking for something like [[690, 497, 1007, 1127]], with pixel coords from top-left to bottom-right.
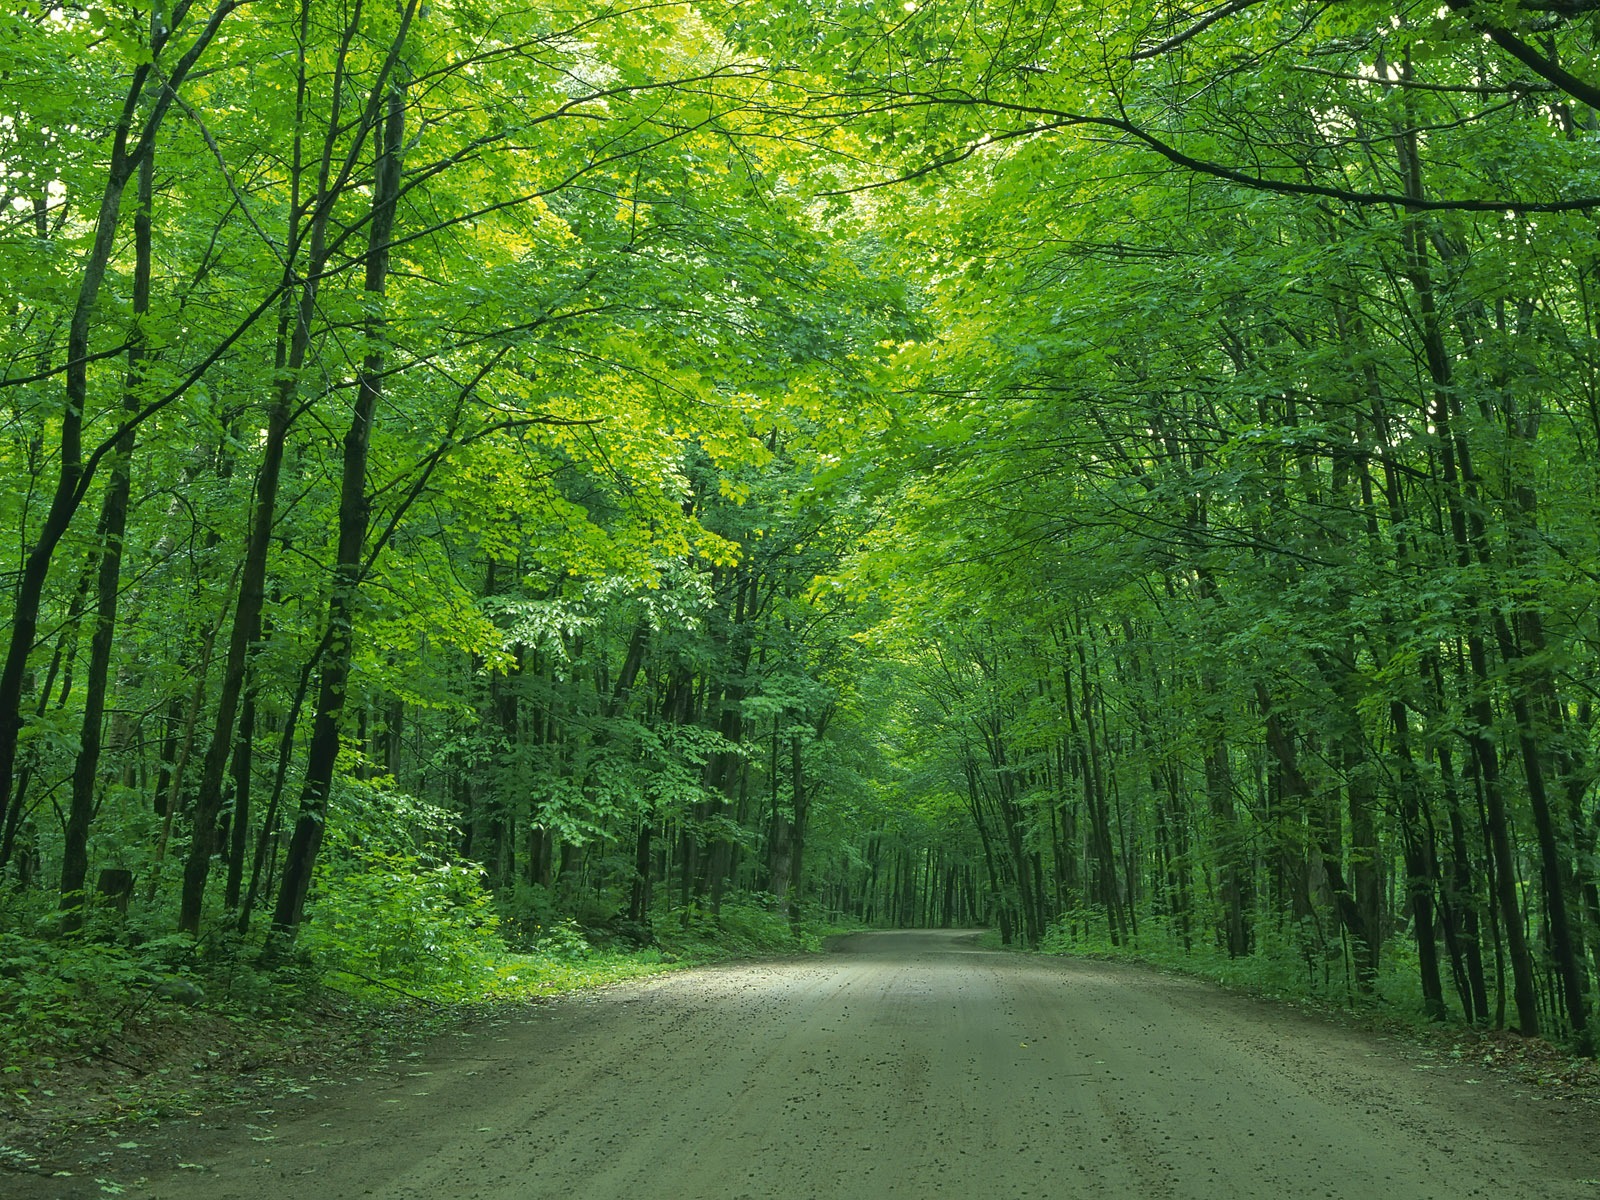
[[85, 1044, 145, 1074], [325, 969, 449, 1008]]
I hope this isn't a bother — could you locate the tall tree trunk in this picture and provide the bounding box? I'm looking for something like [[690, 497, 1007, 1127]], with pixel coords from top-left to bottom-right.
[[1393, 113, 1541, 1034], [273, 67, 411, 935], [1257, 680, 1375, 981], [0, 2, 237, 864], [223, 688, 257, 912], [1392, 699, 1448, 1020], [179, 0, 367, 934], [59, 145, 155, 928]]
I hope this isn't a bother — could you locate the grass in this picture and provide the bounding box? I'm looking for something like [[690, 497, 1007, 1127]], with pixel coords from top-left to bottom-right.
[[1037, 909, 1443, 1021]]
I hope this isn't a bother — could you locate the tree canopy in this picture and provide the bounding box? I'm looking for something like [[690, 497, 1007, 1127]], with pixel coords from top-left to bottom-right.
[[5, 0, 1600, 1051]]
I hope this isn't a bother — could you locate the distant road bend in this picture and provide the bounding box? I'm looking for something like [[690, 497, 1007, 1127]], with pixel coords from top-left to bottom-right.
[[49, 930, 1600, 1198]]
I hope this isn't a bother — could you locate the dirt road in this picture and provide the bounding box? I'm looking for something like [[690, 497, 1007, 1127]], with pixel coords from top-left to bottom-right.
[[17, 930, 1600, 1198]]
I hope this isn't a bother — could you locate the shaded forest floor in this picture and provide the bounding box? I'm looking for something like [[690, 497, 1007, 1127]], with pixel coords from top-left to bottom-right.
[[0, 985, 448, 1180]]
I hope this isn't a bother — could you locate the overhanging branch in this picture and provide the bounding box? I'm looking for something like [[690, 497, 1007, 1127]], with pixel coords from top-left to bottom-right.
[[820, 95, 1600, 213]]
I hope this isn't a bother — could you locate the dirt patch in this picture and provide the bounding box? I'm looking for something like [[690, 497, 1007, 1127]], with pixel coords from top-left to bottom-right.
[[0, 987, 447, 1185]]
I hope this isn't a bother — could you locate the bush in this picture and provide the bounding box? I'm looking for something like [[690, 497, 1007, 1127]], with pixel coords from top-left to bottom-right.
[[1040, 903, 1439, 1020], [531, 916, 592, 961], [494, 882, 561, 951], [300, 852, 504, 1001], [657, 900, 814, 959], [0, 891, 219, 1067], [0, 926, 143, 1067]]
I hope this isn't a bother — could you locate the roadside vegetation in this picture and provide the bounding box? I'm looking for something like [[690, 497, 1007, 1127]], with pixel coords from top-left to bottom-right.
[[1, 874, 851, 1170]]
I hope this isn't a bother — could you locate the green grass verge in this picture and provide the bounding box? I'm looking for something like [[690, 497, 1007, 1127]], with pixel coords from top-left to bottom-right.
[[1036, 911, 1444, 1030]]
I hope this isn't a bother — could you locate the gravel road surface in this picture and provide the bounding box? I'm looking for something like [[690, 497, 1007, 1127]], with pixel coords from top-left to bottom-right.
[[18, 930, 1599, 1198]]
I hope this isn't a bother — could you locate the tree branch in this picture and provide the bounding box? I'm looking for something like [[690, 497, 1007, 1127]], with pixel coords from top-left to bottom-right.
[[1445, 0, 1600, 109], [1131, 0, 1268, 61], [822, 95, 1600, 213]]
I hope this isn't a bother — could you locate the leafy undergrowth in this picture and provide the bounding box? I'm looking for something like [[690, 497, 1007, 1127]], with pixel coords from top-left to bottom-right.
[[1032, 915, 1600, 1105], [0, 982, 426, 1178], [1407, 1025, 1600, 1103], [0, 900, 848, 1174]]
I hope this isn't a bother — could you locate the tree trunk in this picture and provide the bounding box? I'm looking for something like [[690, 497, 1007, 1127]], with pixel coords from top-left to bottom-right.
[[59, 146, 154, 928], [0, 2, 238, 862], [1392, 99, 1541, 1036], [273, 64, 411, 937], [180, 0, 355, 934]]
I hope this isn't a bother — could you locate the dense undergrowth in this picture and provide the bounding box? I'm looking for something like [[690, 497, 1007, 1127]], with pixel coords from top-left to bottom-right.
[[0, 770, 859, 1127], [1039, 909, 1509, 1037], [0, 872, 851, 1087]]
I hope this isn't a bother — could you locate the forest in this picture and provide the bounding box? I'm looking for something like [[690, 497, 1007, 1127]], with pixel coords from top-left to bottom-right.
[[3, 0, 1600, 1063]]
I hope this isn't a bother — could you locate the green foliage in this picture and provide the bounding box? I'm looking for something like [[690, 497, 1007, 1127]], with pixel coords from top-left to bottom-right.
[[4, 0, 1598, 1066], [482, 947, 678, 998], [0, 925, 142, 1067], [0, 892, 219, 1066], [1042, 909, 1436, 1022], [324, 777, 463, 860], [494, 882, 562, 950], [660, 900, 821, 959], [301, 854, 503, 1002], [531, 916, 593, 962]]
